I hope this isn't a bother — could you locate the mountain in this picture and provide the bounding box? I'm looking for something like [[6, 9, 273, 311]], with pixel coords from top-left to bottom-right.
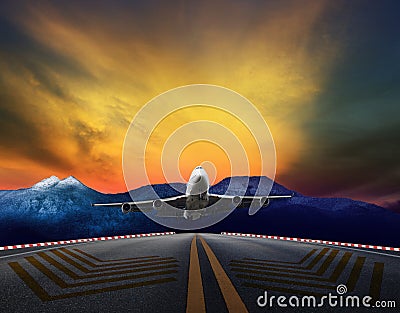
[[0, 176, 399, 247], [209, 176, 300, 196], [0, 176, 166, 246]]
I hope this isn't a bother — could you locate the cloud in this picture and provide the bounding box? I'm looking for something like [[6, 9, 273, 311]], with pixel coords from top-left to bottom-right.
[[69, 120, 107, 155], [0, 0, 399, 204], [0, 84, 72, 170], [0, 1, 337, 190], [278, 1, 400, 203]]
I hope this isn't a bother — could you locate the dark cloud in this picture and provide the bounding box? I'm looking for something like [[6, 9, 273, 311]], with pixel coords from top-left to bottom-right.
[[0, 14, 95, 98], [280, 1, 400, 202], [280, 124, 400, 198], [0, 91, 72, 170], [0, 13, 98, 170], [70, 120, 107, 155]]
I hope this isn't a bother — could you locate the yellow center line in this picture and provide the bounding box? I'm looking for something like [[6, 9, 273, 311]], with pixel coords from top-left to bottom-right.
[[186, 235, 206, 313], [199, 236, 249, 313]]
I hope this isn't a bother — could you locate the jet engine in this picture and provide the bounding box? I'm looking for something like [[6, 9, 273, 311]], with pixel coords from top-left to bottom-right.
[[232, 196, 242, 206], [121, 203, 131, 214], [153, 199, 164, 209]]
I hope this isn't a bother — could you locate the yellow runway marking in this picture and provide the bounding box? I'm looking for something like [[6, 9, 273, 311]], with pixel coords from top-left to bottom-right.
[[199, 236, 248, 313], [26, 256, 177, 288], [8, 250, 179, 301], [370, 262, 384, 300], [73, 249, 159, 262], [9, 261, 175, 302], [60, 248, 161, 267], [231, 247, 330, 270], [244, 248, 317, 265], [186, 235, 206, 313], [51, 249, 175, 273], [38, 251, 178, 280]]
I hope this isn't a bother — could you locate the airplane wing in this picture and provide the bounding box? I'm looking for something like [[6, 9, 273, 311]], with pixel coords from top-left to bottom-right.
[[91, 195, 188, 214], [92, 193, 292, 218], [208, 193, 292, 215], [208, 193, 292, 207]]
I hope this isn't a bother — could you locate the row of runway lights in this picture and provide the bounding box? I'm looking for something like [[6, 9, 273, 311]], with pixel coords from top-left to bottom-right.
[[1, 231, 399, 252]]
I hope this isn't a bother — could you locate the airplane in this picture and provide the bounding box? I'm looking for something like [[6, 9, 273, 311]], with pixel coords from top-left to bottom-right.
[[92, 166, 292, 219]]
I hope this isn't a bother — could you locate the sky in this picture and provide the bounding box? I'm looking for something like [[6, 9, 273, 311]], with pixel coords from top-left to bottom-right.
[[0, 0, 399, 209]]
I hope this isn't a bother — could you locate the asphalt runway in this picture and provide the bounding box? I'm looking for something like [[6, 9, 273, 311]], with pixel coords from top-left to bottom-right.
[[1, 233, 399, 312]]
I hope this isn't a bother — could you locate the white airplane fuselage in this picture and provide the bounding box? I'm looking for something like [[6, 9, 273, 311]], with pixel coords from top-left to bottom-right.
[[185, 166, 210, 210]]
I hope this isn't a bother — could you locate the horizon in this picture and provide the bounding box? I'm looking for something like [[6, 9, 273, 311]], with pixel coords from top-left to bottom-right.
[[10, 173, 281, 192], [3, 172, 396, 213]]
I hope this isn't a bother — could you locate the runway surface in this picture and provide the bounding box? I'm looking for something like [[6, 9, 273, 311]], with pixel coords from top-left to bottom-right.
[[1, 233, 399, 312]]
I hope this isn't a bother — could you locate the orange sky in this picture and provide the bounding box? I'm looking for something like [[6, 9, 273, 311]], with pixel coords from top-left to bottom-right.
[[2, 1, 399, 209], [0, 1, 338, 193]]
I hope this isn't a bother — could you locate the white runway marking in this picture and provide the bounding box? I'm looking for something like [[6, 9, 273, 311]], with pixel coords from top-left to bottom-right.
[[0, 241, 94, 260], [305, 242, 400, 259]]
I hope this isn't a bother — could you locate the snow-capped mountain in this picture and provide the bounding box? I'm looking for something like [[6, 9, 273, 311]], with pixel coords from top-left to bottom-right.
[[31, 175, 87, 190], [56, 176, 87, 189], [31, 176, 60, 190], [0, 175, 399, 247], [0, 176, 163, 246]]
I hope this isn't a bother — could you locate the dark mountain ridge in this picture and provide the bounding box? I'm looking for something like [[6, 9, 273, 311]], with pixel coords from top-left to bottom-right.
[[0, 175, 398, 247]]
